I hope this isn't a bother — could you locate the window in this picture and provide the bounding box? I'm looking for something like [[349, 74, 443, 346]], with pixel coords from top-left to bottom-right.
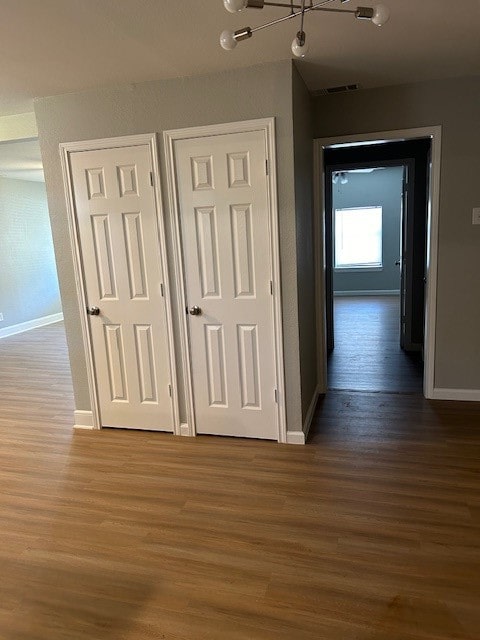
[[334, 206, 383, 269]]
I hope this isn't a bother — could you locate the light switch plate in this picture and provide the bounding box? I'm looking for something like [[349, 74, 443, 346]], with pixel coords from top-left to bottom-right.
[[473, 207, 480, 225]]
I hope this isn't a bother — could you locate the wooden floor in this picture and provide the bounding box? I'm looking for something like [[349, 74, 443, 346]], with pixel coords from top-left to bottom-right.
[[1, 323, 480, 639], [328, 296, 424, 393]]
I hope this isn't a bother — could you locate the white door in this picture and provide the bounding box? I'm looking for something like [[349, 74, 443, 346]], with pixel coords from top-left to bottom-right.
[[174, 130, 278, 439], [70, 144, 173, 431]]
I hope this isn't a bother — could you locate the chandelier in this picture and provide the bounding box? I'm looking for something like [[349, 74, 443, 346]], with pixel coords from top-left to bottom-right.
[[220, 0, 390, 58]]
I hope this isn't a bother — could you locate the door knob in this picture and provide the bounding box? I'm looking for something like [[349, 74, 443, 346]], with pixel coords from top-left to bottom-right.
[[188, 305, 202, 316], [87, 306, 100, 316], [395, 260, 401, 266]]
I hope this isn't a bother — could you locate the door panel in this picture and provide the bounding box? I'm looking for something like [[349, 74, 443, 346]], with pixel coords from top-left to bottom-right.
[[70, 144, 173, 431], [174, 130, 278, 439]]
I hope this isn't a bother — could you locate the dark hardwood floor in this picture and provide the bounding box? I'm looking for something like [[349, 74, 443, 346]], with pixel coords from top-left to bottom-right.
[[0, 322, 479, 639], [328, 295, 424, 393]]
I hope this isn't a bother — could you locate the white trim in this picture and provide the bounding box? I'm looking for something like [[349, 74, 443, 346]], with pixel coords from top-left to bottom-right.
[[286, 430, 306, 445], [60, 141, 100, 430], [314, 126, 442, 401], [179, 423, 191, 437], [74, 410, 95, 429], [59, 133, 178, 432], [0, 312, 63, 339], [164, 118, 287, 443], [334, 290, 400, 297], [149, 135, 180, 433], [424, 128, 442, 399], [163, 135, 196, 438], [432, 388, 480, 402]]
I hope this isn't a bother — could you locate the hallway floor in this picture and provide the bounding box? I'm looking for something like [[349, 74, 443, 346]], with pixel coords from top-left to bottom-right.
[[328, 295, 424, 393]]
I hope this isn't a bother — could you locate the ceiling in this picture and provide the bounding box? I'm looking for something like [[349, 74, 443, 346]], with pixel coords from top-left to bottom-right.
[[0, 0, 479, 116], [0, 140, 44, 182]]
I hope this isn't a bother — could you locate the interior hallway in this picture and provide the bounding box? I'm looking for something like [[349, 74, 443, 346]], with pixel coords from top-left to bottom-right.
[[0, 323, 479, 639], [328, 295, 424, 393]]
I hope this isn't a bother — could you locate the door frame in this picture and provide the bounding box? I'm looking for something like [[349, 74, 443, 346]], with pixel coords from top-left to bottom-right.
[[164, 118, 287, 442], [314, 126, 442, 398], [60, 133, 179, 431]]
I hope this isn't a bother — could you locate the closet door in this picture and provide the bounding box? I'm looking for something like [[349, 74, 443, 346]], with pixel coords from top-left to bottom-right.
[[173, 130, 278, 439], [69, 143, 174, 431]]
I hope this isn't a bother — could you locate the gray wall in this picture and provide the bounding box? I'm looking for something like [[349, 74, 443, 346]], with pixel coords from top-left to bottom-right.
[[35, 59, 307, 433], [314, 75, 480, 391], [292, 65, 317, 423], [332, 167, 403, 293], [0, 177, 61, 328]]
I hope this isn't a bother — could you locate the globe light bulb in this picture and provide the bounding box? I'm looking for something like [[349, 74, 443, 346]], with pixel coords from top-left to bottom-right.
[[223, 0, 248, 13], [220, 30, 238, 50], [291, 33, 309, 58], [372, 4, 390, 26]]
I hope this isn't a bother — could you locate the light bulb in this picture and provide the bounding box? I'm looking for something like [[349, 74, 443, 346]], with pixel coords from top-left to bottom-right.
[[223, 0, 248, 13], [220, 30, 238, 50], [291, 33, 308, 58], [372, 4, 390, 26]]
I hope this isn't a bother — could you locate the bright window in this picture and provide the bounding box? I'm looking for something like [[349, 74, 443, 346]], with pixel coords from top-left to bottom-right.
[[334, 206, 383, 269]]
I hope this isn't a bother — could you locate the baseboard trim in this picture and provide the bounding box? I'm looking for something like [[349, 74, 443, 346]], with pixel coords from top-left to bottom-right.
[[286, 385, 320, 445], [0, 312, 63, 339], [431, 388, 480, 402], [334, 290, 400, 297], [74, 410, 95, 429], [286, 430, 306, 445], [179, 423, 191, 436]]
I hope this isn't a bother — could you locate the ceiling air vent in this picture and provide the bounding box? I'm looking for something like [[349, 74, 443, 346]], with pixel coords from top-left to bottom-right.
[[314, 84, 360, 96]]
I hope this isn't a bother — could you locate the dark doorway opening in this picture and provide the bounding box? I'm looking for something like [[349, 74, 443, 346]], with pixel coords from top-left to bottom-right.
[[324, 139, 431, 393]]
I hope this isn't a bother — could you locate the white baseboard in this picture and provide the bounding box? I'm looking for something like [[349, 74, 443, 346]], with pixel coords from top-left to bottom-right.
[[286, 430, 306, 445], [432, 388, 480, 402], [179, 423, 191, 436], [286, 385, 320, 445], [334, 290, 400, 297], [74, 410, 95, 429], [0, 312, 64, 339]]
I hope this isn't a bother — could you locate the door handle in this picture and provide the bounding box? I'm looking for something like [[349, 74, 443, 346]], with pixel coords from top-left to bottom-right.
[[395, 260, 401, 266], [188, 305, 202, 316], [87, 306, 100, 316]]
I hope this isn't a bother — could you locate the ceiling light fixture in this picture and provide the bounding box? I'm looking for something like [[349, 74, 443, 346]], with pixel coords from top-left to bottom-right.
[[220, 0, 390, 58]]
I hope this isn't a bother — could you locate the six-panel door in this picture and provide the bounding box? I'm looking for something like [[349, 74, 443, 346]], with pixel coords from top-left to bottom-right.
[[173, 130, 278, 439], [70, 145, 174, 431]]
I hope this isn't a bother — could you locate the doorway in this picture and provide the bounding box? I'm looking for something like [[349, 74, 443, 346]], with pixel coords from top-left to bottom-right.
[[326, 155, 426, 393], [314, 127, 442, 398]]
